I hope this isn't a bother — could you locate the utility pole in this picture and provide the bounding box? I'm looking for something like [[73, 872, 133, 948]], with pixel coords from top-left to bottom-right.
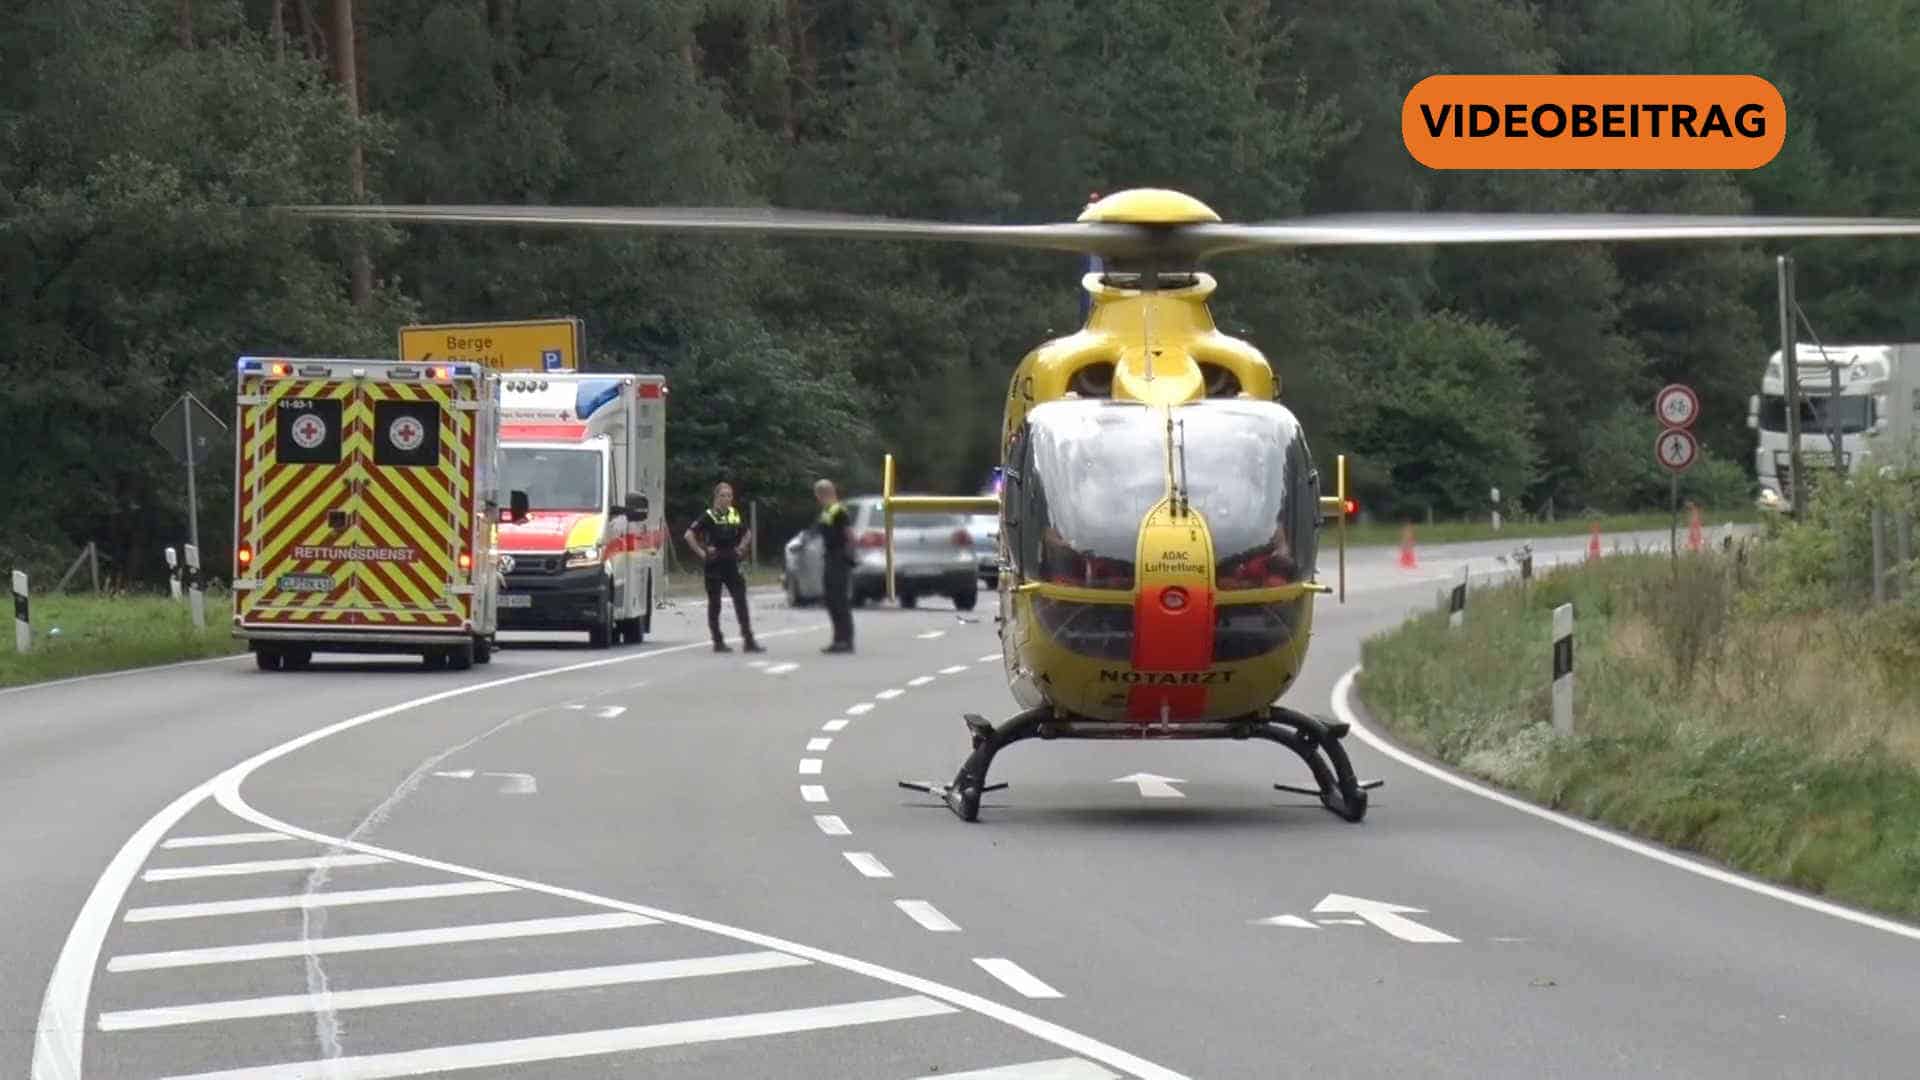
[[332, 0, 371, 307], [1777, 255, 1803, 520]]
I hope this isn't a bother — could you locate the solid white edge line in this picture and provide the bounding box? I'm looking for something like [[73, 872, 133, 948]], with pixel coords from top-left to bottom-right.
[[141, 853, 386, 882], [216, 792, 1190, 1080], [807, 737, 833, 752], [0, 652, 249, 699], [99, 951, 810, 1031], [800, 785, 829, 803], [822, 719, 849, 732], [843, 852, 893, 878], [159, 833, 291, 850], [155, 996, 955, 1080], [895, 900, 961, 932], [814, 815, 851, 836], [973, 958, 1064, 1000], [799, 758, 823, 775], [30, 629, 814, 1080], [125, 882, 516, 923], [1331, 665, 1920, 945], [107, 913, 657, 972], [910, 1058, 1118, 1080]]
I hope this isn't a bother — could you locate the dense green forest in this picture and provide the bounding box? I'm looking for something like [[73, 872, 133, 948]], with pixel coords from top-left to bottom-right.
[[5, 0, 1920, 584]]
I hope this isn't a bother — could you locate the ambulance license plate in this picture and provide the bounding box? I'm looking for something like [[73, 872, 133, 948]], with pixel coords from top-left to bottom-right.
[[277, 574, 334, 593], [499, 593, 533, 608]]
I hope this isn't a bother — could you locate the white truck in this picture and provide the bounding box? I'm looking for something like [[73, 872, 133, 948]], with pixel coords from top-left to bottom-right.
[[494, 372, 668, 646], [1747, 343, 1918, 510]]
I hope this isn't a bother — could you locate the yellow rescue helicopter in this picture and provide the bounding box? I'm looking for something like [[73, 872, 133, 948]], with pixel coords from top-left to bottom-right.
[[286, 190, 1920, 822]]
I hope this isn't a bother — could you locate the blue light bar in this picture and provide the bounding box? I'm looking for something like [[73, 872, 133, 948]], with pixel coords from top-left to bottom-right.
[[575, 379, 622, 422], [238, 357, 264, 372]]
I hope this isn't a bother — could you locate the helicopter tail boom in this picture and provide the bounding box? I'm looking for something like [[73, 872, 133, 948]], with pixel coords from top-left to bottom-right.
[[879, 454, 1000, 604]]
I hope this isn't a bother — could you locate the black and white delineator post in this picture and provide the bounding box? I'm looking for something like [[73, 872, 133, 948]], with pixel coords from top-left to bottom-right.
[[1447, 566, 1467, 629], [165, 546, 182, 601], [184, 544, 205, 630], [11, 570, 27, 654], [1552, 602, 1575, 736]]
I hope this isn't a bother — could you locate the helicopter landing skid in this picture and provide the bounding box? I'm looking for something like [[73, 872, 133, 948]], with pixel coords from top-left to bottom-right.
[[1260, 705, 1383, 822], [898, 708, 1045, 822]]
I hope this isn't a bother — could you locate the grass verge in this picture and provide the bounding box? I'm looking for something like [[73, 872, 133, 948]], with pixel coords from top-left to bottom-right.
[[1, 591, 245, 689], [1354, 549, 1920, 922], [1341, 507, 1761, 549]]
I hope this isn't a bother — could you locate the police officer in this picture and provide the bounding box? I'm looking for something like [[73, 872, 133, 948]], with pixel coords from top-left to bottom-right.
[[814, 478, 855, 653], [684, 482, 763, 653]]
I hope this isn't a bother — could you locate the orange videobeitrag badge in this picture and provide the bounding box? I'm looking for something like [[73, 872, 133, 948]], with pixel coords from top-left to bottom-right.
[[1403, 75, 1785, 169]]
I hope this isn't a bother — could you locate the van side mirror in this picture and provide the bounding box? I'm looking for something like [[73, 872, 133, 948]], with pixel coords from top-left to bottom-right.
[[508, 489, 530, 524], [625, 492, 648, 518]]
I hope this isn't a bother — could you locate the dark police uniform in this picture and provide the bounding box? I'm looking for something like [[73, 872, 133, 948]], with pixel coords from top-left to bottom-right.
[[817, 500, 855, 651], [689, 505, 760, 652]]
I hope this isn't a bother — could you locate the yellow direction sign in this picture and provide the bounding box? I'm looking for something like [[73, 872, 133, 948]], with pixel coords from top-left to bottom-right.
[[398, 318, 581, 372]]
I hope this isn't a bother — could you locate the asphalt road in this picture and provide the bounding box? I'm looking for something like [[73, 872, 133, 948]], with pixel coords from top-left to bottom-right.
[[11, 524, 1918, 1079]]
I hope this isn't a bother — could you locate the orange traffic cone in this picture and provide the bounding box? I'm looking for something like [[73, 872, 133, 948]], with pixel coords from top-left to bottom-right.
[[1399, 524, 1418, 569], [1687, 505, 1703, 552], [1587, 522, 1602, 561]]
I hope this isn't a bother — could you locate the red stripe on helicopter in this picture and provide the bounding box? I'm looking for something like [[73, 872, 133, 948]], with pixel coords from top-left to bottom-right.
[[1131, 582, 1214, 671]]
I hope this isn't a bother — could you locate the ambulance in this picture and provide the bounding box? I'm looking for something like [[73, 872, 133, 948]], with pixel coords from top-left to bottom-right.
[[494, 371, 667, 646], [229, 357, 518, 671]]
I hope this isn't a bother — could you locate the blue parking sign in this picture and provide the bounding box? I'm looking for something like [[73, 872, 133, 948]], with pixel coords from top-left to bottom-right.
[[542, 348, 563, 371]]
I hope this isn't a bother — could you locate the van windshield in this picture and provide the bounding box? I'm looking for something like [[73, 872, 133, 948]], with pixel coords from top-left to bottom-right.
[[501, 447, 604, 511]]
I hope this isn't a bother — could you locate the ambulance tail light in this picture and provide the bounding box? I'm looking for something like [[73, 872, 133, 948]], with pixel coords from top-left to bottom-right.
[[426, 366, 449, 382], [269, 363, 292, 377], [458, 551, 472, 571], [237, 543, 253, 567]]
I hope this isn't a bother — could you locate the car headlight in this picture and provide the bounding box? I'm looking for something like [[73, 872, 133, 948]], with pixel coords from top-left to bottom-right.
[[565, 544, 603, 568]]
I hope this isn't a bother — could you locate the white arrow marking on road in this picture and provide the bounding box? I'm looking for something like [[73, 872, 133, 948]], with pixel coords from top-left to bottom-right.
[[1251, 915, 1318, 929], [1317, 919, 1366, 926], [432, 770, 476, 780], [595, 706, 626, 719], [1111, 773, 1185, 799], [1311, 893, 1459, 943], [916, 630, 945, 639]]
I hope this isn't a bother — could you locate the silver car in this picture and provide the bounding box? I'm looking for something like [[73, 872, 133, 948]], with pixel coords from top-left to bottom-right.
[[783, 496, 980, 610], [966, 512, 1000, 586]]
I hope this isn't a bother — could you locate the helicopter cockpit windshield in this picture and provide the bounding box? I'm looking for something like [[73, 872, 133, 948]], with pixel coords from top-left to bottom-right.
[[1014, 398, 1320, 592]]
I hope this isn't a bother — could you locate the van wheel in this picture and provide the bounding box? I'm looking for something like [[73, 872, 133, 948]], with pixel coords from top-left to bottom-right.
[[473, 635, 493, 664], [448, 640, 475, 671], [422, 651, 450, 671], [899, 591, 918, 609], [284, 648, 314, 670], [255, 648, 283, 672], [617, 616, 643, 645], [589, 586, 614, 648]]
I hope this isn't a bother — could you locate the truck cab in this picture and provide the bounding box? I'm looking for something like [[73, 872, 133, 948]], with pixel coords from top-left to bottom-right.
[[494, 373, 666, 646], [1748, 343, 1900, 511]]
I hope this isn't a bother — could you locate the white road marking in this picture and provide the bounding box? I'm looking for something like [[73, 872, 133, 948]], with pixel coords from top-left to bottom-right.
[[814, 815, 851, 836], [1334, 665, 1920, 945], [124, 882, 515, 923], [1318, 919, 1366, 926], [823, 719, 849, 732], [911, 1058, 1118, 1079], [847, 703, 875, 715], [431, 770, 475, 779], [747, 660, 770, 668], [807, 738, 833, 752], [916, 630, 946, 639], [595, 706, 626, 718], [799, 758, 823, 775], [766, 662, 799, 675], [152, 996, 955, 1079], [140, 854, 385, 882], [800, 785, 829, 803], [940, 665, 969, 675], [1110, 773, 1185, 799], [908, 675, 935, 686], [876, 689, 903, 700], [978, 652, 1002, 662], [107, 913, 657, 972], [100, 952, 809, 1032], [159, 833, 290, 850], [34, 622, 1188, 1080], [973, 958, 1063, 999], [844, 852, 893, 878], [895, 900, 961, 932], [484, 771, 538, 795], [1251, 915, 1318, 930], [0, 652, 248, 699]]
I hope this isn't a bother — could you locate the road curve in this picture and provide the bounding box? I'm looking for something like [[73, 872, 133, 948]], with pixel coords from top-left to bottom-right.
[[12, 527, 1917, 1079]]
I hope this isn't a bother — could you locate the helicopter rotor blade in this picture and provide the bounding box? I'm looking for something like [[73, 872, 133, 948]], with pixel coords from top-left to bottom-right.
[[276, 203, 1159, 258], [1184, 212, 1920, 258]]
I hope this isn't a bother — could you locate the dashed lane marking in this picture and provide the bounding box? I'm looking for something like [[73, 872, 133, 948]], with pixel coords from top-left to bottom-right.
[[99, 952, 811, 1032], [847, 703, 875, 715], [978, 653, 1001, 662], [155, 996, 959, 1080], [939, 665, 968, 675], [158, 833, 290, 851], [766, 662, 800, 675], [823, 719, 849, 732], [800, 785, 829, 803], [140, 854, 385, 883], [814, 815, 851, 837], [973, 959, 1064, 1000], [107, 913, 657, 973], [808, 737, 833, 752], [876, 689, 903, 700], [907, 676, 935, 687], [895, 900, 961, 933], [916, 631, 946, 639], [844, 853, 893, 879], [911, 1058, 1120, 1079], [799, 758, 823, 775], [124, 881, 515, 923]]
